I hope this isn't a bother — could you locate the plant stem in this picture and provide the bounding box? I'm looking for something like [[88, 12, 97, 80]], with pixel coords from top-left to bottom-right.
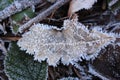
[[0, 0, 43, 22]]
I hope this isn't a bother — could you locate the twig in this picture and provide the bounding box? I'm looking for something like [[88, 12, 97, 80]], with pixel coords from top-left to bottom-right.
[[0, 39, 7, 55], [73, 67, 82, 79], [0, 0, 43, 22], [19, 0, 71, 33], [0, 23, 7, 34], [0, 36, 21, 41]]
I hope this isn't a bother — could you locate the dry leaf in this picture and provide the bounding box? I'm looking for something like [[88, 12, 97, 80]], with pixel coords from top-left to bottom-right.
[[17, 19, 116, 66], [68, 0, 97, 16]]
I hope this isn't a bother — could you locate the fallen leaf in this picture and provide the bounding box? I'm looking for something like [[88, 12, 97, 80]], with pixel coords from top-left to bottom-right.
[[17, 19, 116, 66], [68, 0, 97, 16]]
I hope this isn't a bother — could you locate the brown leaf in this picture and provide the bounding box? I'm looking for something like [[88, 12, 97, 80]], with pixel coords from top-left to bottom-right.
[[17, 18, 116, 66]]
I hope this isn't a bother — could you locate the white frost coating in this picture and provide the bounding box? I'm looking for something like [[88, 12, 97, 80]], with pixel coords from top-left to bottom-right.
[[14, 1, 22, 10], [59, 77, 79, 80], [47, 0, 56, 3], [0, 39, 7, 55], [88, 64, 109, 80], [0, 24, 7, 34], [17, 19, 116, 66], [108, 0, 118, 7], [69, 0, 97, 14], [108, 0, 120, 15], [74, 63, 92, 79]]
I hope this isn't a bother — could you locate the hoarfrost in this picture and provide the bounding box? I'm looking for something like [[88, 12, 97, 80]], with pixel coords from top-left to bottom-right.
[[59, 77, 79, 80], [74, 63, 92, 79], [47, 0, 56, 3], [17, 19, 116, 66], [0, 24, 7, 34], [0, 39, 7, 55], [108, 0, 118, 7], [88, 64, 109, 80], [14, 1, 22, 10]]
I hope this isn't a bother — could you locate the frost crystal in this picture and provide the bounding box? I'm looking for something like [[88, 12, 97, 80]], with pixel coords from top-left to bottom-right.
[[17, 19, 116, 66]]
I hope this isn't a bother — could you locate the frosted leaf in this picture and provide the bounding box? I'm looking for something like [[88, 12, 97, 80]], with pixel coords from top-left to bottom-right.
[[68, 0, 97, 16], [17, 19, 116, 66]]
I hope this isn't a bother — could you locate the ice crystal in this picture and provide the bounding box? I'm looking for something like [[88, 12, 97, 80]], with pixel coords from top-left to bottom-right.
[[17, 19, 116, 66]]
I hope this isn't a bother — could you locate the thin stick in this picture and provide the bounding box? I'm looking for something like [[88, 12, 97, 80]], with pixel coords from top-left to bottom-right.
[[0, 0, 43, 22], [19, 0, 71, 33], [0, 36, 21, 41]]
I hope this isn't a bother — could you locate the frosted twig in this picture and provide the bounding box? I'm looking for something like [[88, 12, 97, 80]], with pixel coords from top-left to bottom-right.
[[88, 64, 109, 80], [0, 0, 43, 22], [108, 0, 118, 7], [0, 23, 7, 34], [0, 39, 7, 55], [19, 0, 71, 33]]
